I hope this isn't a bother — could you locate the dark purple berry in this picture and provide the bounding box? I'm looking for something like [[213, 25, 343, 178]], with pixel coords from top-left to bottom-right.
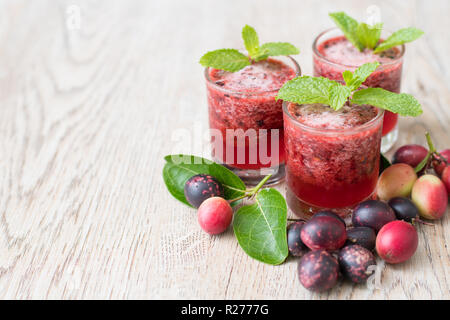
[[287, 221, 308, 257], [345, 227, 376, 251], [352, 200, 396, 233], [298, 250, 340, 292], [300, 216, 347, 251], [312, 210, 346, 228], [338, 245, 376, 284], [184, 174, 224, 208], [388, 197, 420, 223]]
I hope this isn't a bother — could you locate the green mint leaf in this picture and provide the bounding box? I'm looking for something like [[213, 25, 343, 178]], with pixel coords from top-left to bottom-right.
[[357, 22, 383, 50], [344, 62, 380, 91], [260, 42, 300, 56], [277, 76, 337, 105], [351, 88, 422, 117], [163, 155, 246, 207], [233, 188, 288, 265], [242, 25, 260, 58], [199, 49, 250, 72], [329, 12, 364, 51], [374, 27, 424, 53], [328, 84, 351, 110], [251, 48, 270, 62], [342, 70, 354, 85]]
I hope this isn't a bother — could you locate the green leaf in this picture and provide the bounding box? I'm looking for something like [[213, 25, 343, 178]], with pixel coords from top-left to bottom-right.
[[351, 88, 422, 117], [344, 62, 380, 91], [379, 153, 391, 175], [414, 152, 430, 173], [242, 25, 260, 58], [163, 155, 246, 207], [329, 12, 364, 51], [199, 49, 250, 72], [357, 22, 383, 50], [328, 84, 351, 110], [277, 76, 337, 105], [251, 48, 270, 62], [374, 27, 424, 53], [260, 42, 300, 56], [233, 188, 288, 265]]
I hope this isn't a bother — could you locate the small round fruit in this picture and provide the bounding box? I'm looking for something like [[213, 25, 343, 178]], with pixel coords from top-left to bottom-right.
[[345, 227, 376, 251], [388, 197, 421, 223], [376, 220, 418, 264], [197, 197, 232, 235], [433, 149, 450, 176], [184, 174, 224, 208], [411, 174, 448, 220], [312, 210, 346, 228], [287, 221, 309, 257], [352, 200, 396, 233], [297, 250, 340, 292], [300, 216, 347, 251], [392, 144, 428, 168], [377, 163, 417, 201], [442, 166, 450, 195], [338, 245, 376, 283]]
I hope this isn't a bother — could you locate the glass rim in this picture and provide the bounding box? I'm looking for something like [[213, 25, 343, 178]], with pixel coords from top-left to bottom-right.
[[312, 27, 405, 69], [282, 100, 385, 135], [204, 55, 301, 96]]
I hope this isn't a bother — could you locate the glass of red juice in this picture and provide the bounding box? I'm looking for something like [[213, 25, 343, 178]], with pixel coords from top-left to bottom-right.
[[312, 28, 404, 152], [283, 101, 384, 219], [205, 56, 300, 185]]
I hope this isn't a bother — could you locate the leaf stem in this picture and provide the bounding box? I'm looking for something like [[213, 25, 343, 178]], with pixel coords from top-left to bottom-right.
[[228, 174, 272, 204]]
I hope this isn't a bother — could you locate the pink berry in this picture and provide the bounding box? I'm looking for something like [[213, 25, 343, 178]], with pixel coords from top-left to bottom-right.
[[197, 197, 233, 235], [411, 174, 448, 220], [376, 220, 418, 264]]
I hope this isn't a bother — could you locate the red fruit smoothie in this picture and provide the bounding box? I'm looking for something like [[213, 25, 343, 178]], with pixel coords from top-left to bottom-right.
[[313, 33, 404, 136], [205, 57, 299, 174], [283, 101, 384, 217]]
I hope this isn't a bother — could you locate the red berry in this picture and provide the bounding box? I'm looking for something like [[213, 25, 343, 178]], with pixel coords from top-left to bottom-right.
[[442, 166, 450, 195], [197, 197, 233, 235], [392, 144, 428, 168], [433, 149, 450, 176], [376, 221, 418, 264]]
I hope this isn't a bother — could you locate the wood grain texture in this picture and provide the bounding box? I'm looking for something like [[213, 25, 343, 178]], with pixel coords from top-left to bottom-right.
[[0, 0, 448, 299]]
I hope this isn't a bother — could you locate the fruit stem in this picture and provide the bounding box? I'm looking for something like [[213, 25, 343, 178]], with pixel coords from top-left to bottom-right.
[[425, 132, 436, 153], [413, 218, 434, 226], [229, 174, 273, 204]]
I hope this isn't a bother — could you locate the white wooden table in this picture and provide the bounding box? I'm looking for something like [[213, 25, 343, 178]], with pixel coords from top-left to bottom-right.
[[0, 0, 449, 299]]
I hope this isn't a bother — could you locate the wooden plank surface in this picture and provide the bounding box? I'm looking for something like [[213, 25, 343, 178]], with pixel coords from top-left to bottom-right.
[[0, 0, 448, 299]]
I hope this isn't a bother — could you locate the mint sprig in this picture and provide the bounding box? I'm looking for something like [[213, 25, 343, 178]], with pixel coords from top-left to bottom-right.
[[329, 12, 364, 51], [373, 27, 424, 53], [199, 49, 250, 72], [200, 25, 299, 72], [329, 11, 423, 54], [277, 62, 422, 116]]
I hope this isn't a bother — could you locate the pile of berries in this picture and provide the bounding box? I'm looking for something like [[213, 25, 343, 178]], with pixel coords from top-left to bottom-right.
[[290, 139, 449, 292]]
